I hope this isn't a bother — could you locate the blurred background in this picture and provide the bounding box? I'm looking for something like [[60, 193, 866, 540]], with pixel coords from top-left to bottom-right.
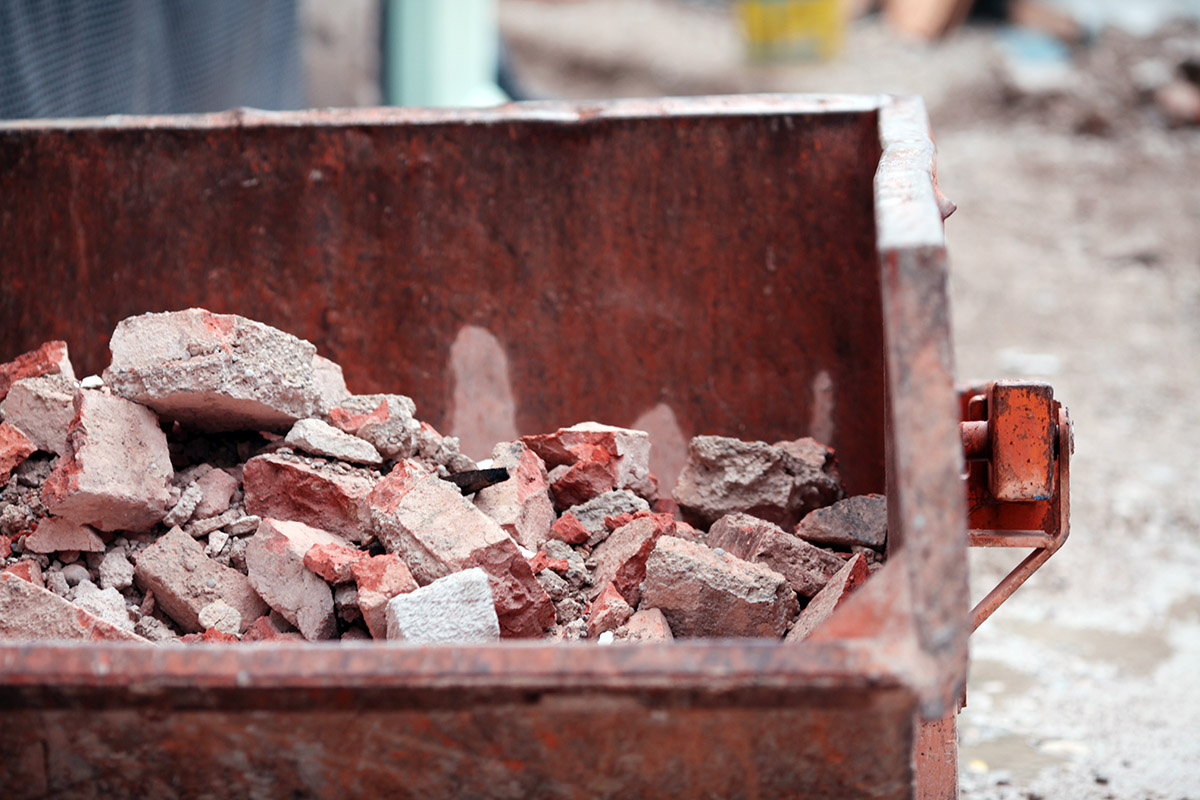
[[3, 1, 1199, 797]]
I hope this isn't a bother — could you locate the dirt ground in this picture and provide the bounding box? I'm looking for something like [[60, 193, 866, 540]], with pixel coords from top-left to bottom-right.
[[501, 2, 1200, 797]]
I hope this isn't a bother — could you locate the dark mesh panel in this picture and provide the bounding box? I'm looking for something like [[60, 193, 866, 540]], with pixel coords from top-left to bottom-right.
[[0, 0, 303, 120]]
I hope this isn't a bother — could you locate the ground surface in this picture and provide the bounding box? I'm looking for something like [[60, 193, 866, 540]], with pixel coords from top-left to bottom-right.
[[502, 2, 1200, 796]]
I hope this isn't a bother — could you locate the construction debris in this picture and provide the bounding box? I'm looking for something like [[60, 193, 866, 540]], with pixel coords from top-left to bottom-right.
[[1, 310, 883, 645]]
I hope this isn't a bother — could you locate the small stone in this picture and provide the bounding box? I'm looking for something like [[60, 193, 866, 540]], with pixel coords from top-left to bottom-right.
[[554, 597, 584, 625], [59, 563, 91, 587], [206, 530, 230, 557], [44, 570, 70, 596], [97, 550, 135, 591], [284, 418, 383, 465], [79, 375, 103, 389], [385, 567, 501, 644], [334, 583, 361, 623], [198, 599, 242, 635]]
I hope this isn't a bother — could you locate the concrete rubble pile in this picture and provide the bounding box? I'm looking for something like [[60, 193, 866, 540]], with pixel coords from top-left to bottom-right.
[[0, 309, 887, 646]]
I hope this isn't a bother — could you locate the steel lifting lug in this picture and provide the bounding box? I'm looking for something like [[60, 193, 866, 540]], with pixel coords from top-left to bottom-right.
[[959, 381, 1072, 631]]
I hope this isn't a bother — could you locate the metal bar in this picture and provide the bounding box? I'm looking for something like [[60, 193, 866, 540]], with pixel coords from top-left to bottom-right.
[[968, 531, 1055, 548]]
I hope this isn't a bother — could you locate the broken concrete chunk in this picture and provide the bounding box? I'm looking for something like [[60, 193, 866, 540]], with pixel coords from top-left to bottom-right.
[[785, 554, 870, 642], [385, 567, 500, 644], [183, 508, 241, 538], [563, 489, 652, 548], [97, 550, 135, 591], [0, 340, 75, 402], [23, 517, 105, 554], [102, 308, 321, 431], [0, 572, 144, 642], [521, 422, 654, 501], [73, 581, 135, 632], [284, 418, 383, 465], [473, 440, 555, 551], [198, 599, 243, 636], [641, 536, 799, 638], [0, 421, 36, 484], [191, 468, 240, 520], [586, 582, 634, 639], [707, 512, 845, 598], [243, 452, 377, 544], [795, 494, 887, 550], [312, 353, 351, 415], [587, 512, 675, 606], [332, 394, 419, 459], [244, 518, 344, 641], [619, 607, 674, 641], [369, 460, 555, 637], [350, 553, 418, 639], [1, 375, 78, 455], [163, 483, 203, 527], [134, 526, 268, 633], [41, 390, 173, 532], [4, 560, 44, 588], [673, 435, 843, 530]]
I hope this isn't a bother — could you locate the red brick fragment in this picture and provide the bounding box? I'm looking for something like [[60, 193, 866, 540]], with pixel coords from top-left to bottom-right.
[[0, 572, 143, 642], [0, 535, 10, 558], [603, 509, 653, 532], [3, 560, 44, 588], [588, 512, 676, 606], [350, 553, 418, 639], [23, 517, 105, 554], [528, 551, 570, 575], [707, 512, 844, 598], [473, 441, 555, 551], [0, 422, 37, 484], [243, 453, 377, 544], [785, 554, 870, 642], [241, 615, 304, 642], [0, 340, 74, 402], [586, 582, 634, 639], [520, 422, 654, 500], [201, 628, 240, 644], [303, 542, 369, 583], [328, 399, 389, 434], [550, 450, 618, 509], [549, 512, 590, 545]]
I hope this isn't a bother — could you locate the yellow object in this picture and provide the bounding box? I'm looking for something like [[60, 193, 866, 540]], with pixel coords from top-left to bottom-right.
[[737, 0, 843, 61]]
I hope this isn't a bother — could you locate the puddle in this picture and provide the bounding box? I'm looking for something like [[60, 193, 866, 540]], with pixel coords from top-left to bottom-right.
[[961, 733, 1071, 784], [999, 619, 1174, 677]]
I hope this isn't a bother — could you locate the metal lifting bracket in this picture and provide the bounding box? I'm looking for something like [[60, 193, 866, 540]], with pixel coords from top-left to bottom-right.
[[960, 380, 1073, 632]]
